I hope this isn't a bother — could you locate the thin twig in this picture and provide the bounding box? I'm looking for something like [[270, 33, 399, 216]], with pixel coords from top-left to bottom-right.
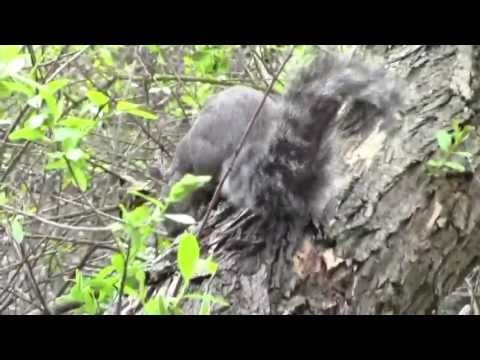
[[131, 117, 171, 157], [27, 300, 85, 315], [115, 236, 132, 315], [9, 235, 51, 315], [0, 141, 30, 183], [0, 203, 114, 232], [45, 205, 118, 221], [0, 46, 90, 180], [64, 156, 122, 223], [55, 243, 102, 298], [45, 46, 90, 82], [130, 74, 266, 91], [0, 106, 31, 162], [26, 234, 117, 251], [196, 46, 295, 236], [36, 50, 81, 67], [0, 235, 51, 305]]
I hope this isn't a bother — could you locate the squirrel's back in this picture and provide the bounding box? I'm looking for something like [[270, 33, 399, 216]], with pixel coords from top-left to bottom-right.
[[222, 52, 404, 221], [158, 52, 405, 234], [165, 85, 281, 185], [158, 85, 282, 235]]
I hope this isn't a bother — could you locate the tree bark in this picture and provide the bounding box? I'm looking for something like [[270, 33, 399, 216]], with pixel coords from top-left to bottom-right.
[[154, 45, 480, 315]]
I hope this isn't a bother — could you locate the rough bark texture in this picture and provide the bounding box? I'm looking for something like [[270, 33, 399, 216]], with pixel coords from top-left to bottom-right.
[[150, 45, 480, 315]]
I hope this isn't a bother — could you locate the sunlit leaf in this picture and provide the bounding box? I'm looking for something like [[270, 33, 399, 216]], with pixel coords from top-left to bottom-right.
[[9, 127, 44, 141], [168, 174, 211, 203], [29, 113, 47, 128], [164, 213, 196, 225], [69, 162, 89, 191], [116, 101, 157, 120], [11, 216, 24, 243], [46, 79, 70, 94], [87, 90, 109, 107], [177, 232, 200, 282], [436, 130, 452, 152], [53, 127, 83, 142], [65, 148, 85, 161]]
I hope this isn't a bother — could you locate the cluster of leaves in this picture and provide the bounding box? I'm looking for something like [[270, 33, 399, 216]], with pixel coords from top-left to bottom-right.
[[146, 45, 310, 118], [0, 45, 292, 314], [1, 45, 158, 193], [161, 45, 235, 119], [427, 119, 476, 176], [59, 173, 228, 315]]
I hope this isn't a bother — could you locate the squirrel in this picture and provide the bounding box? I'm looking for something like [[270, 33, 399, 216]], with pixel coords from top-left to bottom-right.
[[155, 51, 404, 235], [157, 85, 282, 235]]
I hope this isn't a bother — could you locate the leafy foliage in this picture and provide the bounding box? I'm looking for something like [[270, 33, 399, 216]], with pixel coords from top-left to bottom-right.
[[60, 173, 226, 315], [0, 45, 295, 315], [427, 119, 476, 176]]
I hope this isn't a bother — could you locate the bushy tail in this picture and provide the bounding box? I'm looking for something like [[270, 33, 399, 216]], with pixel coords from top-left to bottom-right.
[[222, 51, 405, 222]]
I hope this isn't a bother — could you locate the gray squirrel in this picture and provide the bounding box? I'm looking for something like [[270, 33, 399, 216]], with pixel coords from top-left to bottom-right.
[[156, 52, 404, 235], [158, 85, 282, 235]]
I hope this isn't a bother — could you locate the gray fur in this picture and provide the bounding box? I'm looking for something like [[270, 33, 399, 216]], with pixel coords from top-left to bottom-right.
[[157, 52, 405, 235]]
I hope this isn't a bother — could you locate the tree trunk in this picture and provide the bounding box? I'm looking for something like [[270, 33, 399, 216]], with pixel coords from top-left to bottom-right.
[[154, 45, 480, 315]]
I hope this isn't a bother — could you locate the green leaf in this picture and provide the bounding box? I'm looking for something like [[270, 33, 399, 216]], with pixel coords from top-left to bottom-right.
[[195, 258, 218, 276], [111, 253, 125, 274], [29, 113, 48, 128], [144, 296, 167, 315], [70, 162, 89, 191], [65, 148, 85, 161], [39, 86, 59, 120], [177, 232, 200, 282], [181, 94, 198, 108], [11, 73, 41, 90], [168, 174, 211, 203], [87, 90, 109, 107], [0, 57, 25, 77], [444, 161, 465, 172], [193, 259, 214, 277], [96, 265, 116, 280], [59, 117, 96, 130], [69, 271, 85, 300], [61, 137, 81, 152], [128, 190, 165, 211], [116, 101, 157, 120], [436, 130, 452, 152], [11, 216, 24, 243], [164, 213, 196, 225], [9, 127, 45, 141], [98, 48, 114, 67], [123, 205, 151, 227], [145, 45, 161, 54], [0, 46, 22, 64], [0, 83, 9, 97], [53, 127, 83, 142], [82, 290, 99, 314], [88, 277, 115, 295], [0, 80, 35, 97], [45, 158, 67, 170], [27, 95, 42, 109], [46, 79, 70, 94]]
